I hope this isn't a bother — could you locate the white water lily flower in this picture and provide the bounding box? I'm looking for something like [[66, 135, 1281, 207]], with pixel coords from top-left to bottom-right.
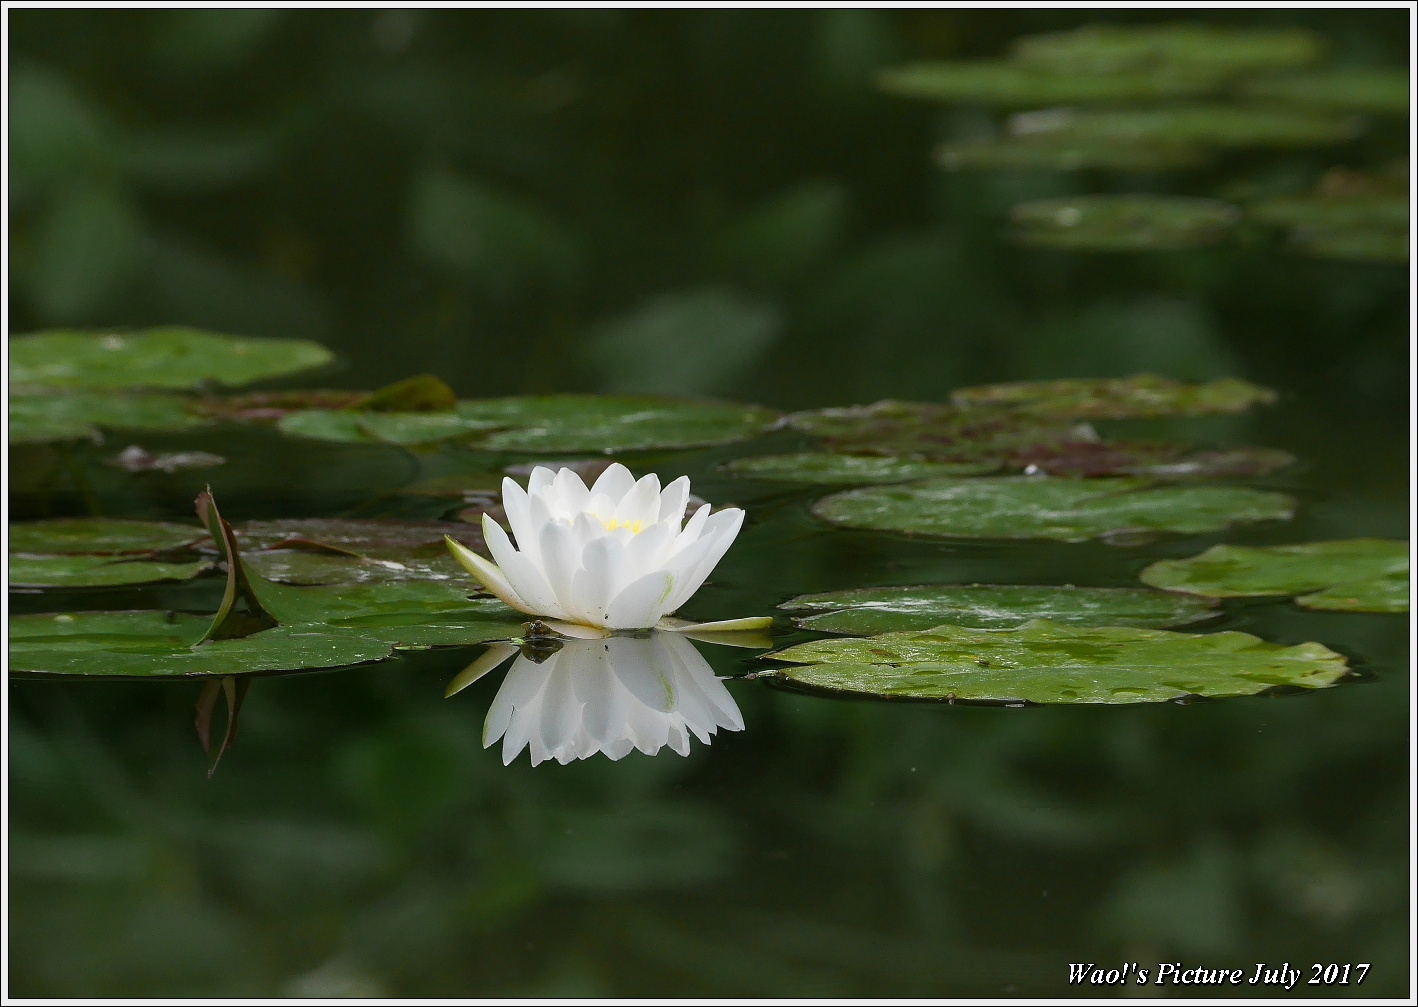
[[445, 463, 747, 631], [473, 632, 745, 765]]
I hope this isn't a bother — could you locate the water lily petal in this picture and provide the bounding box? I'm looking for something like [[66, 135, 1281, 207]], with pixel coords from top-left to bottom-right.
[[483, 516, 567, 619], [669, 503, 712, 558], [570, 536, 625, 626], [590, 462, 635, 504], [527, 465, 555, 497], [551, 466, 591, 515], [445, 535, 533, 614], [616, 472, 662, 527], [658, 475, 691, 530], [537, 519, 582, 616], [604, 569, 677, 629], [665, 508, 743, 612], [501, 478, 539, 563], [621, 520, 675, 585]]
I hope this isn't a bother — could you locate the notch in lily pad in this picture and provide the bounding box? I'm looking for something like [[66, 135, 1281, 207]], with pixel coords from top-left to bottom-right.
[[764, 619, 1349, 705], [1141, 539, 1409, 613]]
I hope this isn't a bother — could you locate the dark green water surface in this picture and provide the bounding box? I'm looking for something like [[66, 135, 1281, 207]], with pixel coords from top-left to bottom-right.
[[8, 9, 1410, 998]]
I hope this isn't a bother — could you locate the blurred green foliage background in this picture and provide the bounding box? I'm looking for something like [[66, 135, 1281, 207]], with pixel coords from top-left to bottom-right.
[[7, 8, 1410, 998]]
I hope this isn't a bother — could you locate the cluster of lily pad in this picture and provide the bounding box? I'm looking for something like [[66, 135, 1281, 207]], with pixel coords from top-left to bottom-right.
[[877, 22, 1408, 261], [9, 327, 1408, 727]]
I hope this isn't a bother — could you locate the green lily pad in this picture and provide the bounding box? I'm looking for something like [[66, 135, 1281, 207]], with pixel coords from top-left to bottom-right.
[[10, 392, 206, 443], [234, 518, 486, 561], [782, 584, 1219, 634], [349, 374, 459, 412], [723, 452, 997, 484], [1004, 105, 1360, 150], [1297, 571, 1409, 614], [876, 61, 1216, 107], [1240, 68, 1409, 115], [936, 136, 1205, 172], [1011, 23, 1322, 76], [276, 409, 502, 445], [258, 580, 523, 648], [9, 517, 207, 554], [785, 400, 1091, 462], [1140, 540, 1408, 606], [9, 612, 394, 678], [459, 395, 781, 453], [1288, 225, 1409, 264], [10, 327, 334, 390], [1011, 196, 1241, 251], [241, 550, 470, 586], [813, 476, 1294, 542], [193, 389, 368, 421], [950, 375, 1277, 418], [1251, 195, 1408, 232], [9, 554, 211, 588], [765, 619, 1348, 704]]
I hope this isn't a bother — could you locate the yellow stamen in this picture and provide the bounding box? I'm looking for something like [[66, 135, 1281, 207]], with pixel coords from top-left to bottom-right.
[[597, 516, 642, 533]]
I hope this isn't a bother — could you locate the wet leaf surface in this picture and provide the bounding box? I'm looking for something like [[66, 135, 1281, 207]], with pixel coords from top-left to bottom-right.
[[813, 476, 1294, 542], [9, 554, 212, 588], [257, 581, 523, 648], [1141, 539, 1408, 607], [723, 452, 997, 484], [950, 375, 1277, 418], [10, 392, 206, 443], [234, 518, 487, 561], [241, 550, 470, 586], [11, 327, 334, 389], [10, 517, 207, 554], [458, 395, 781, 453], [1011, 196, 1241, 251], [782, 584, 1219, 634], [766, 619, 1348, 704], [1296, 571, 1409, 613]]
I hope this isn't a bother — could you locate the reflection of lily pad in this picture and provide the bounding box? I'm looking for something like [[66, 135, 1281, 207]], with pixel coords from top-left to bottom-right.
[[11, 327, 334, 390], [766, 619, 1348, 704], [1141, 540, 1408, 611], [877, 61, 1215, 107], [1012, 24, 1322, 76], [1297, 571, 1408, 614], [950, 375, 1276, 418], [10, 392, 206, 443], [936, 136, 1204, 172], [1011, 196, 1240, 251], [782, 584, 1218, 634], [1004, 105, 1360, 149], [10, 612, 394, 678], [813, 476, 1294, 542], [9, 517, 207, 554], [1240, 69, 1409, 115], [459, 395, 780, 453], [9, 554, 211, 588], [724, 452, 996, 484], [276, 409, 502, 445]]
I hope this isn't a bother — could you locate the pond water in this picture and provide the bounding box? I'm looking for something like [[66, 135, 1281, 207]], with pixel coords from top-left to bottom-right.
[[7, 10, 1411, 999]]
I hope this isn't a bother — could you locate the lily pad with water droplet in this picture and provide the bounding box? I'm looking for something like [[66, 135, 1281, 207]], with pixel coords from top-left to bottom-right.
[[950, 375, 1277, 419], [1141, 540, 1408, 610], [10, 327, 334, 390], [9, 612, 395, 678], [724, 452, 997, 484], [10, 392, 207, 443], [876, 61, 1217, 107], [459, 395, 781, 453], [782, 584, 1219, 634], [1240, 68, 1409, 116], [9, 554, 212, 588], [765, 619, 1348, 704], [813, 476, 1294, 542], [1011, 23, 1323, 76], [1011, 196, 1241, 251], [9, 517, 208, 554]]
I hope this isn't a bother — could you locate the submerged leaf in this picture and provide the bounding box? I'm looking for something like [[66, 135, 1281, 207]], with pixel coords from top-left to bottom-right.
[[950, 375, 1277, 418], [782, 584, 1218, 634], [766, 619, 1348, 704], [11, 327, 334, 390], [1011, 195, 1241, 251], [1141, 540, 1408, 609], [813, 476, 1294, 542]]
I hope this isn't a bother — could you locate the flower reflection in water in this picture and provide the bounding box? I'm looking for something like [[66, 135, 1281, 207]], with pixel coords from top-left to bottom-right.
[[452, 631, 746, 766]]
